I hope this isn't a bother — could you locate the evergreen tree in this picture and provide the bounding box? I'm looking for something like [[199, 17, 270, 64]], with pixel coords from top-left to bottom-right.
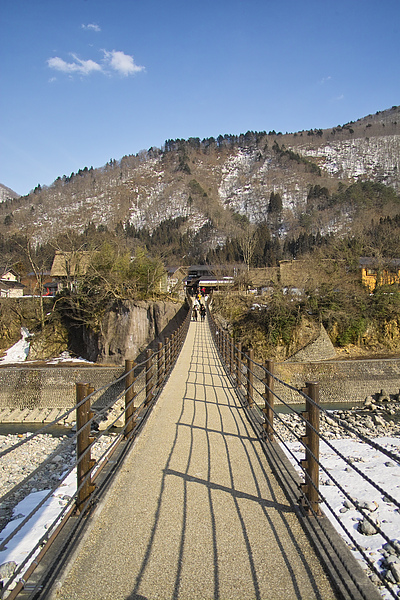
[[268, 192, 283, 214]]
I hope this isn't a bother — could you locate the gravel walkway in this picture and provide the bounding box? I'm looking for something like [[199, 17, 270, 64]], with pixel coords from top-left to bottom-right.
[[50, 321, 339, 600]]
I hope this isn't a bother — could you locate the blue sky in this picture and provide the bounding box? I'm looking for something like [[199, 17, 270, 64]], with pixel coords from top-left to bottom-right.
[[1, 0, 399, 196]]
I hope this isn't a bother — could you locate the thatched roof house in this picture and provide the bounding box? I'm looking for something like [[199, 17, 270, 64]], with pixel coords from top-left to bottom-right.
[[50, 251, 94, 292], [248, 267, 279, 290], [50, 251, 93, 278]]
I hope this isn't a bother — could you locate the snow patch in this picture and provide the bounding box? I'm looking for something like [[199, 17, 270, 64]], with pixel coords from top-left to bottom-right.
[[0, 328, 30, 364]]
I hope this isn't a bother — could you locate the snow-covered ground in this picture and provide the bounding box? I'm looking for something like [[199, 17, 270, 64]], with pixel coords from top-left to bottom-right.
[[0, 472, 76, 569], [0, 431, 116, 596], [0, 328, 30, 364], [283, 437, 400, 599]]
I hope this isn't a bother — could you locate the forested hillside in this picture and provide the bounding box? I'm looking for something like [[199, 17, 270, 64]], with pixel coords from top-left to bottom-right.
[[0, 106, 399, 269]]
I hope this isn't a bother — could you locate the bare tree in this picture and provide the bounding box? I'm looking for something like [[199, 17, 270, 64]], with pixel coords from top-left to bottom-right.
[[15, 236, 50, 330], [237, 223, 257, 271]]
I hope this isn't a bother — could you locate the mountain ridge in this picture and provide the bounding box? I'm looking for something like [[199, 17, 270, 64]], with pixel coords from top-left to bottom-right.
[[1, 106, 399, 249], [0, 183, 20, 203]]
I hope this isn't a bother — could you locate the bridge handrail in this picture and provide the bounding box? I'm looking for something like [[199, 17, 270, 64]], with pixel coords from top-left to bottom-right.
[[207, 307, 400, 600], [0, 302, 192, 599]]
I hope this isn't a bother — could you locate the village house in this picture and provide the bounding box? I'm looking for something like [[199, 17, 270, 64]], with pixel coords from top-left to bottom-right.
[[247, 266, 280, 294], [20, 271, 56, 296], [359, 257, 400, 292], [0, 267, 24, 298], [50, 251, 93, 293], [185, 265, 235, 294], [245, 261, 322, 295]]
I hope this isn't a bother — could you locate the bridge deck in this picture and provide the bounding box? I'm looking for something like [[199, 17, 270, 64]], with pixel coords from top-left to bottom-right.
[[52, 321, 339, 600]]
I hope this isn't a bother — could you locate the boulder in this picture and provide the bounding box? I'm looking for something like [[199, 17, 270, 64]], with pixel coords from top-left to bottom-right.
[[373, 414, 387, 428], [389, 563, 400, 583], [378, 389, 391, 402], [364, 396, 373, 407], [357, 500, 378, 512], [95, 300, 186, 364], [358, 516, 380, 535], [0, 561, 16, 581]]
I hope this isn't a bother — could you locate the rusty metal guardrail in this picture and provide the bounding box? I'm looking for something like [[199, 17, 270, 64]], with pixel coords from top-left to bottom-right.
[[0, 304, 192, 599], [208, 308, 400, 600]]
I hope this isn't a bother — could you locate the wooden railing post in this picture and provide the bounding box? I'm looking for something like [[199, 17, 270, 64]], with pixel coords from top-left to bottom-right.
[[170, 332, 174, 364], [171, 331, 176, 363], [301, 381, 321, 515], [177, 325, 181, 351], [236, 342, 242, 388], [230, 336, 234, 376], [246, 348, 254, 407], [145, 349, 154, 406], [165, 337, 170, 374], [76, 382, 95, 513], [157, 342, 164, 387], [124, 360, 136, 438], [263, 360, 274, 441], [225, 332, 230, 369]]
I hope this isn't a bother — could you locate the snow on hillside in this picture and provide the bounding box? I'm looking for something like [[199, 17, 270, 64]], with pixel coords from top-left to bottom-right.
[[294, 136, 400, 189], [0, 183, 19, 203]]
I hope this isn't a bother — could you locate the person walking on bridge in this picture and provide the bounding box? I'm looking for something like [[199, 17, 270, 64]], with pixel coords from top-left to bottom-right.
[[200, 303, 206, 321]]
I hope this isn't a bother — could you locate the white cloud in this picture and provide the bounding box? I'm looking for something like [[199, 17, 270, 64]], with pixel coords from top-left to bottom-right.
[[103, 50, 145, 76], [47, 50, 144, 78], [47, 54, 103, 75], [320, 76, 332, 85], [82, 23, 101, 32]]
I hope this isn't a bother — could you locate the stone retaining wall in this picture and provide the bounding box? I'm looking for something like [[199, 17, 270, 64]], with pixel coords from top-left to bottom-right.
[[1, 358, 399, 411], [287, 324, 337, 362], [273, 358, 400, 404], [0, 366, 124, 410]]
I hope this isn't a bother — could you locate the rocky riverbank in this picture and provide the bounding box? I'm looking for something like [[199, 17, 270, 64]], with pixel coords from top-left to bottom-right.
[[0, 431, 115, 533], [1, 394, 399, 538], [272, 392, 400, 444], [1, 394, 398, 521]]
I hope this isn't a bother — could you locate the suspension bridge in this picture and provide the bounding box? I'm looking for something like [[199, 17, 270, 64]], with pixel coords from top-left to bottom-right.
[[1, 307, 396, 599], [49, 318, 340, 600]]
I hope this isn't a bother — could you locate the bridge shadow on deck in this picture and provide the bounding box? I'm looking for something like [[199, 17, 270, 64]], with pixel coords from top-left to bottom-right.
[[123, 322, 331, 600]]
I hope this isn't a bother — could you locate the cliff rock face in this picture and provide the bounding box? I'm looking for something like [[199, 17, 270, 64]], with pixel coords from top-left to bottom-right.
[[295, 135, 400, 189], [89, 300, 186, 364]]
